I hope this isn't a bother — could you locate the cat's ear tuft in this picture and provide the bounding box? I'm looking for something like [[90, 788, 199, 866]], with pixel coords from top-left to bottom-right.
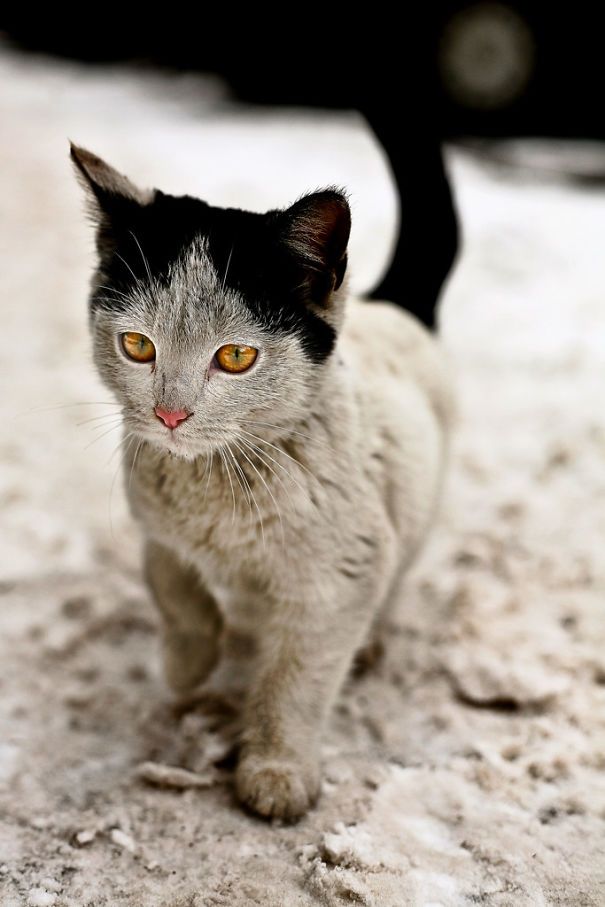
[[69, 142, 153, 209], [280, 188, 351, 305], [69, 143, 155, 263]]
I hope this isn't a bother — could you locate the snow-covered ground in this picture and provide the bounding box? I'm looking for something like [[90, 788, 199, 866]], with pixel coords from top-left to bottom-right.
[[0, 46, 604, 907]]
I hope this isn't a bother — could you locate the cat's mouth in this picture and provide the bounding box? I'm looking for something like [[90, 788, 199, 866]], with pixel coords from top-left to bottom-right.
[[129, 418, 227, 462]]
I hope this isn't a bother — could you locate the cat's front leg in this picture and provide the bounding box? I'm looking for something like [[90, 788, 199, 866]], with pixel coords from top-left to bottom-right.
[[235, 587, 372, 820], [143, 540, 223, 693]]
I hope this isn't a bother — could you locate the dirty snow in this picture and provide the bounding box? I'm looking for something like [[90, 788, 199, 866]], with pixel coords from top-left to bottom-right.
[[1, 45, 604, 906]]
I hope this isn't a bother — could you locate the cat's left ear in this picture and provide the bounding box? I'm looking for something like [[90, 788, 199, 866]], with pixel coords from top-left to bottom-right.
[[279, 189, 351, 306]]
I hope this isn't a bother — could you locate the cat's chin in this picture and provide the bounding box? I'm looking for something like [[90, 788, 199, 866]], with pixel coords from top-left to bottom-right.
[[142, 431, 215, 463]]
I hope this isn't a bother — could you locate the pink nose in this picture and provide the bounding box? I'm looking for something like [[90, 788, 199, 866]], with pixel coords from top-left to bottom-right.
[[154, 406, 191, 430]]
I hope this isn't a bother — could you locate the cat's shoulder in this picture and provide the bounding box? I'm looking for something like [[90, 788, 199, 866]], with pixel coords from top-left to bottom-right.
[[340, 297, 434, 349], [339, 297, 454, 429]]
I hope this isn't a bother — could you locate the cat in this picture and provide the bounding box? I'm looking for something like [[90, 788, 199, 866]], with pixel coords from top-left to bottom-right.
[[70, 143, 453, 820]]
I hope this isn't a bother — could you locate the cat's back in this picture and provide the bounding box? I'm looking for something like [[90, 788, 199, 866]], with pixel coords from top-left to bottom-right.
[[338, 297, 453, 430]]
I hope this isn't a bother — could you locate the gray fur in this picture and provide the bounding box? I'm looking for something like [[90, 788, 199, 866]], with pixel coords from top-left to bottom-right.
[[75, 151, 453, 819]]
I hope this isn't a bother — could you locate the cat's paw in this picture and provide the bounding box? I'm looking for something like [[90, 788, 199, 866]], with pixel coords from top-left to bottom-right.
[[235, 753, 320, 820], [162, 630, 219, 693]]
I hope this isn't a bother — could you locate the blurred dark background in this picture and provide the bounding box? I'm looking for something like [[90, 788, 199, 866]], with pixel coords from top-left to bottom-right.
[[3, 4, 603, 137], [3, 4, 602, 327]]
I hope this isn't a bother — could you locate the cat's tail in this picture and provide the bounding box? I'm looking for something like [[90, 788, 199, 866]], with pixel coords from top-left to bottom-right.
[[363, 116, 459, 332]]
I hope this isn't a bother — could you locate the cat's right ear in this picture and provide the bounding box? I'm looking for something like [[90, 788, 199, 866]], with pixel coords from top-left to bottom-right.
[[69, 143, 154, 258]]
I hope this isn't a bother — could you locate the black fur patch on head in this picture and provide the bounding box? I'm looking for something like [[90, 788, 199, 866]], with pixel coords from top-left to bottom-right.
[[72, 146, 350, 364]]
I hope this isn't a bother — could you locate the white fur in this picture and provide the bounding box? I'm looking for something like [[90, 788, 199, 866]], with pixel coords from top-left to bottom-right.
[[74, 147, 453, 818], [125, 291, 452, 819]]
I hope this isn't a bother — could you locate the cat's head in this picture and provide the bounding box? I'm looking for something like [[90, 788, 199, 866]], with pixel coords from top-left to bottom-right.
[[70, 143, 351, 460]]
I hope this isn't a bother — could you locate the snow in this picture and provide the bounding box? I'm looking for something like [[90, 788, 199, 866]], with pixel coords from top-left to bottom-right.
[[0, 42, 604, 907]]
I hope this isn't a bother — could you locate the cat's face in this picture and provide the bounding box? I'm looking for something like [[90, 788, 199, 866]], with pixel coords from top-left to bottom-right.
[[71, 145, 351, 460], [90, 238, 330, 461]]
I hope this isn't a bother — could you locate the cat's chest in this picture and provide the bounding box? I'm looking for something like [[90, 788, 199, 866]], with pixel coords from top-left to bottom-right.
[[128, 444, 246, 550]]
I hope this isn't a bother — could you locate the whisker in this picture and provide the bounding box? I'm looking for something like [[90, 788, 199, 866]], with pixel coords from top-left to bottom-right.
[[220, 245, 234, 295], [219, 448, 237, 526], [224, 441, 251, 504], [83, 422, 123, 450], [129, 230, 159, 305], [238, 435, 300, 518], [239, 428, 320, 491], [196, 450, 211, 489], [96, 284, 133, 303], [232, 438, 283, 550], [106, 429, 134, 467], [82, 419, 125, 444], [76, 412, 123, 428], [19, 400, 118, 418], [129, 231, 152, 284], [82, 416, 123, 435], [203, 449, 214, 503], [224, 441, 255, 530], [113, 250, 142, 289], [239, 419, 337, 455], [96, 294, 131, 310], [109, 432, 137, 543], [128, 437, 145, 494], [229, 441, 266, 550]]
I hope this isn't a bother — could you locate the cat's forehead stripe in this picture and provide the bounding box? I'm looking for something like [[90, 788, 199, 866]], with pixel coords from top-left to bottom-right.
[[91, 193, 336, 362]]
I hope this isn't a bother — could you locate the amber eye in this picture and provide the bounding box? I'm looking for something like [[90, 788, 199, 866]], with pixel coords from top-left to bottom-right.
[[215, 344, 258, 373], [121, 332, 156, 363]]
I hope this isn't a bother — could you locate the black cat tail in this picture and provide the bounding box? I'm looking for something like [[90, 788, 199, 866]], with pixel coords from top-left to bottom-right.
[[362, 112, 459, 331]]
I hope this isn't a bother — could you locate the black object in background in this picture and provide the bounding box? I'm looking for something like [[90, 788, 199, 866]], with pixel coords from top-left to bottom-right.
[[14, 5, 603, 325]]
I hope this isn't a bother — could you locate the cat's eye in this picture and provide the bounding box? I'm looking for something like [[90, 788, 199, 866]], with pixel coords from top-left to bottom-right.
[[215, 344, 258, 373], [121, 331, 156, 363]]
